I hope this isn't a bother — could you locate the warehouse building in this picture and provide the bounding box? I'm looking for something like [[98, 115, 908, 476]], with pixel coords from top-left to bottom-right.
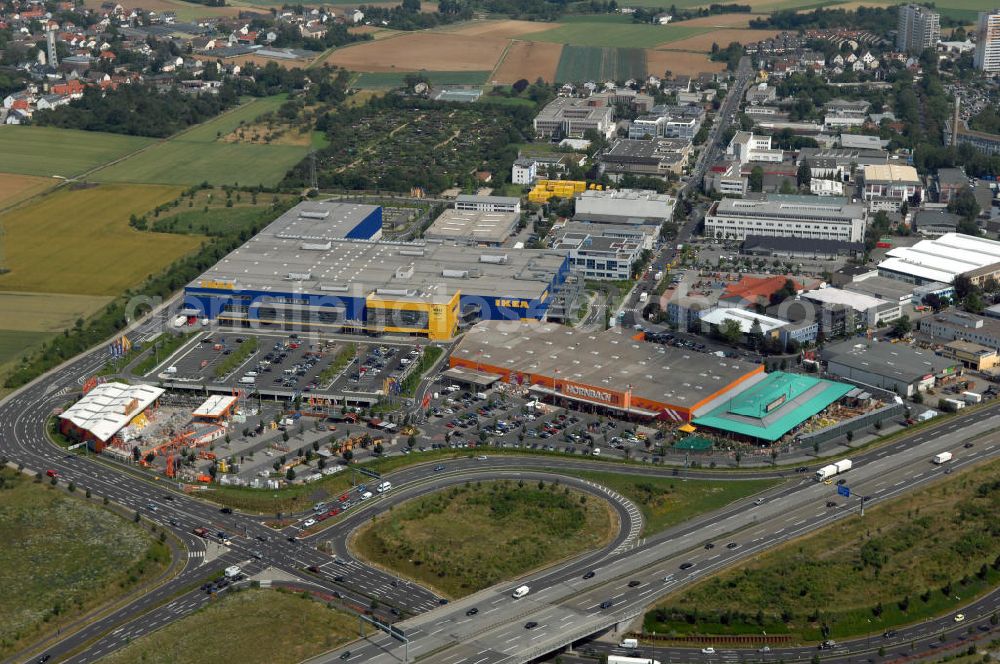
[[821, 340, 960, 397], [453, 194, 521, 214], [877, 232, 1000, 285], [843, 275, 916, 307], [705, 194, 867, 243], [59, 382, 165, 452], [919, 311, 1000, 350], [449, 320, 765, 421], [183, 202, 570, 340], [534, 97, 615, 139], [574, 188, 675, 222], [599, 138, 691, 179], [939, 339, 1000, 371], [692, 371, 854, 442], [424, 209, 519, 246]]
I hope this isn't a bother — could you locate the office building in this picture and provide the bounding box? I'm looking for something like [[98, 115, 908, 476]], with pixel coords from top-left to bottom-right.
[[897, 4, 940, 54], [705, 194, 867, 243], [552, 231, 644, 281], [725, 131, 783, 163], [454, 194, 521, 214], [862, 164, 923, 212], [533, 97, 615, 140], [599, 138, 691, 179], [974, 10, 1000, 72], [919, 311, 1000, 350]]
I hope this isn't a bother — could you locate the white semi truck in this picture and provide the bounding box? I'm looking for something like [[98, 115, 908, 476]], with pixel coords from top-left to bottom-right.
[[815, 459, 852, 481], [933, 452, 953, 464], [609, 656, 661, 664]]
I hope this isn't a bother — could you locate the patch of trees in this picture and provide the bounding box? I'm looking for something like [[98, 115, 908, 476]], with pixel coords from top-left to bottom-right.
[[33, 84, 240, 137], [749, 5, 897, 31], [710, 41, 744, 71], [267, 22, 369, 51], [632, 3, 750, 23], [969, 108, 1000, 135], [357, 0, 473, 30]]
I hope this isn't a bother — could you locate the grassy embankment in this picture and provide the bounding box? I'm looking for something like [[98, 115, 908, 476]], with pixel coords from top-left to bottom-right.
[[644, 459, 1000, 642], [99, 589, 357, 664], [0, 468, 170, 659], [351, 480, 615, 598]]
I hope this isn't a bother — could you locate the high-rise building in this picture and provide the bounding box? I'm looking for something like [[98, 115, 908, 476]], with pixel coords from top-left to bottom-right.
[[896, 4, 940, 53], [974, 10, 1000, 71]]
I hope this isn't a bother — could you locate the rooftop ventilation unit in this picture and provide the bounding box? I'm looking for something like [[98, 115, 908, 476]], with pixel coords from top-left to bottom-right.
[[399, 248, 425, 257], [376, 288, 418, 297], [442, 269, 469, 278], [301, 241, 332, 251], [320, 284, 348, 292], [395, 265, 415, 279], [286, 272, 312, 281], [299, 210, 330, 220], [479, 254, 508, 264]]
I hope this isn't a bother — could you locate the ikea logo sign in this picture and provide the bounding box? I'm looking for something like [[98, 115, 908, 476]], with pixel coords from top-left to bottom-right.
[[495, 298, 530, 309]]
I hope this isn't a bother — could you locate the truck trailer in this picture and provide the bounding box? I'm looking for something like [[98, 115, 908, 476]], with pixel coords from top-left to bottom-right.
[[815, 459, 852, 481], [933, 452, 952, 464], [608, 656, 661, 664]]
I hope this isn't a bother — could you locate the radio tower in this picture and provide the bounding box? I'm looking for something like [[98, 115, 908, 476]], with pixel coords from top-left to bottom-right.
[[46, 28, 58, 68]]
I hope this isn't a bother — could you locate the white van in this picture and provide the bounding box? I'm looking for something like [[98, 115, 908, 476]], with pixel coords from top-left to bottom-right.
[[360, 491, 373, 501], [512, 585, 530, 599], [592, 448, 601, 456], [377, 481, 392, 493]]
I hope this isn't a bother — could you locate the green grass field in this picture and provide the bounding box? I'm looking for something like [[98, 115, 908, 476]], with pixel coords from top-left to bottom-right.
[[352, 480, 615, 597], [0, 468, 169, 659], [0, 329, 50, 365], [565, 470, 779, 536], [0, 127, 153, 179], [555, 45, 648, 84], [99, 589, 357, 664], [527, 19, 709, 48], [0, 183, 201, 296], [354, 71, 490, 89], [645, 459, 1000, 642], [94, 96, 309, 187], [0, 292, 112, 332]]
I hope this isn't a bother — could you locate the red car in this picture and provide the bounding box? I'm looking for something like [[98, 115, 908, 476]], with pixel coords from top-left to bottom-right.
[[46, 469, 58, 478]]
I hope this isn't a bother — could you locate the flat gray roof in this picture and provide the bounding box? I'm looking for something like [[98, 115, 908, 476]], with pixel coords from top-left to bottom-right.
[[822, 340, 959, 382], [260, 200, 381, 241], [189, 208, 565, 303], [455, 194, 520, 206], [424, 209, 519, 244], [713, 195, 866, 222], [452, 320, 762, 410]]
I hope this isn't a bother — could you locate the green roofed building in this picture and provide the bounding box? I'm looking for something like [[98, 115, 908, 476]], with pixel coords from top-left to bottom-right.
[[692, 372, 854, 442]]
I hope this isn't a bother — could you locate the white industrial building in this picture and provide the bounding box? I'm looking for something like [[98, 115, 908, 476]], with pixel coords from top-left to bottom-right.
[[862, 164, 923, 212], [800, 287, 902, 330], [700, 307, 789, 335], [574, 188, 675, 221], [454, 194, 521, 214], [705, 194, 867, 242], [877, 232, 1000, 285]]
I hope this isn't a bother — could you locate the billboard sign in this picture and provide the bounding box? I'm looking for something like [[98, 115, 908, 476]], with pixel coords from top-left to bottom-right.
[[837, 484, 851, 498]]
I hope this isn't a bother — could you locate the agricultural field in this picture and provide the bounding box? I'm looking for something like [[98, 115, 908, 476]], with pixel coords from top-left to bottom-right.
[[526, 18, 710, 48], [0, 183, 200, 296], [0, 127, 152, 179], [0, 292, 112, 333], [441, 18, 561, 38], [100, 590, 358, 664], [0, 173, 53, 210], [493, 40, 564, 84], [555, 45, 648, 83], [323, 32, 509, 72], [352, 480, 615, 598], [645, 459, 1000, 642], [354, 70, 490, 89], [0, 467, 170, 660], [659, 27, 783, 52], [0, 329, 52, 366], [646, 49, 726, 76], [94, 96, 309, 187]]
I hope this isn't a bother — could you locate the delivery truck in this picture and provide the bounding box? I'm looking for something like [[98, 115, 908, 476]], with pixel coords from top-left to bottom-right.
[[815, 459, 852, 481], [609, 656, 661, 664], [933, 451, 953, 464], [173, 315, 187, 328], [620, 638, 639, 649]]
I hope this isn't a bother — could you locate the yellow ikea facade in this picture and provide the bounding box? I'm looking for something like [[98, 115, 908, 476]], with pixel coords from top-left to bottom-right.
[[364, 291, 460, 341]]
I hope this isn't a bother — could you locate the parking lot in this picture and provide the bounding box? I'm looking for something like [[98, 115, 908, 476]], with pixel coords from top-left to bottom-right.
[[148, 330, 422, 399]]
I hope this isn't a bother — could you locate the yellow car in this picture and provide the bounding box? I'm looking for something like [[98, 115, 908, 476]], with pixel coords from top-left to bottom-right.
[[824, 479, 833, 485]]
